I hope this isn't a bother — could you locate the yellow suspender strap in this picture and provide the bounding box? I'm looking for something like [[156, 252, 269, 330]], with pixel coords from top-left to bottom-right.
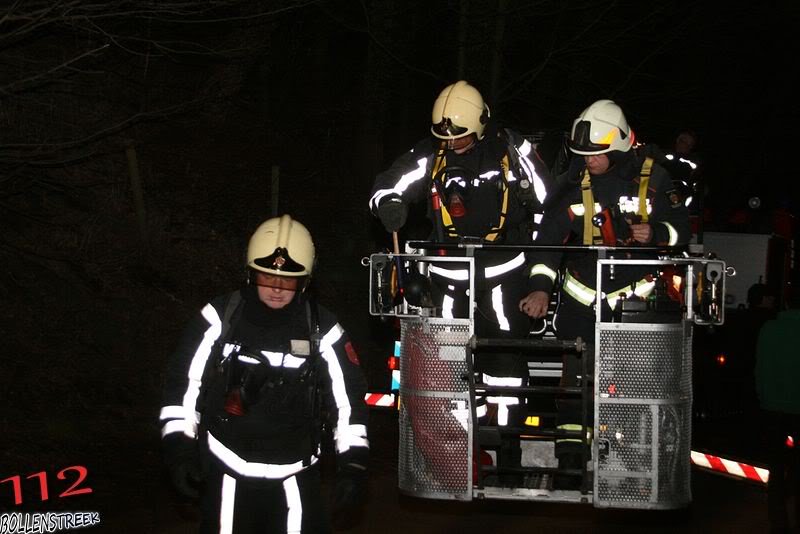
[[432, 149, 458, 237], [580, 170, 601, 245], [485, 154, 510, 242], [638, 157, 653, 223]]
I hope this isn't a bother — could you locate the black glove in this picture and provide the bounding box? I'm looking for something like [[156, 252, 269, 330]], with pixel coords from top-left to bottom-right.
[[377, 199, 408, 232], [163, 434, 204, 501], [332, 449, 368, 526]]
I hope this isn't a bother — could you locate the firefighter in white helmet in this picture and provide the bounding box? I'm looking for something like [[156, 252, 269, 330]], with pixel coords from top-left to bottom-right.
[[369, 80, 552, 483], [160, 215, 369, 532], [521, 99, 690, 489]]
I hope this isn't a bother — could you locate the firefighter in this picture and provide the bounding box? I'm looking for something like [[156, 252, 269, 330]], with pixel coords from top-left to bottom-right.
[[520, 99, 690, 489], [159, 215, 369, 533], [369, 80, 551, 480]]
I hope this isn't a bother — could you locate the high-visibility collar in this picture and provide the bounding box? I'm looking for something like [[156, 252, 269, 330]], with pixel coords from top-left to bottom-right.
[[432, 146, 510, 242], [563, 270, 655, 308]]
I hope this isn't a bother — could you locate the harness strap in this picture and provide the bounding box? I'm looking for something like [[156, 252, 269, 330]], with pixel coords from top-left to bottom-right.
[[580, 170, 602, 245], [638, 157, 653, 223], [432, 148, 510, 241]]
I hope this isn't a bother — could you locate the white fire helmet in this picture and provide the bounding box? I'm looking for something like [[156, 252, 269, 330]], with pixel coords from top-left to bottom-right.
[[568, 99, 634, 155]]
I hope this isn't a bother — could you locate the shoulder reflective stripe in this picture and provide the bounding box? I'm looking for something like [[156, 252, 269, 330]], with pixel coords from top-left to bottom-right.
[[491, 285, 510, 331], [563, 274, 596, 306], [485, 252, 525, 278], [479, 170, 501, 180], [661, 221, 679, 245], [518, 139, 532, 156], [429, 265, 469, 280], [207, 432, 316, 479], [369, 156, 430, 209], [529, 264, 557, 282], [570, 204, 585, 216], [518, 150, 548, 203]]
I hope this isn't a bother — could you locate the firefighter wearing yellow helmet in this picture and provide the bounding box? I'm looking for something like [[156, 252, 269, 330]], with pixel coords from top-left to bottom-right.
[[160, 215, 369, 531], [522, 99, 690, 489], [369, 80, 552, 483]]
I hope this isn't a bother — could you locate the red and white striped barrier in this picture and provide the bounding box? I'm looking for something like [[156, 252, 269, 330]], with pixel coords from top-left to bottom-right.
[[364, 393, 396, 407], [690, 450, 769, 484]]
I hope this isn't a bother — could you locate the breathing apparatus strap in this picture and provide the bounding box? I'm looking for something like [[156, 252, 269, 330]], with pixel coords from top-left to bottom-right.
[[580, 170, 602, 245], [638, 157, 653, 223], [431, 142, 510, 242]]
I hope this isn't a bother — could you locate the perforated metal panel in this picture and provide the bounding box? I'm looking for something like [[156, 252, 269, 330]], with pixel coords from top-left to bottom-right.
[[398, 318, 473, 500], [594, 322, 692, 509]]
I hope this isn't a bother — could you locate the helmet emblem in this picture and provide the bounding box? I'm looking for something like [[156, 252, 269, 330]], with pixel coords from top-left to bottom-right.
[[273, 255, 286, 269]]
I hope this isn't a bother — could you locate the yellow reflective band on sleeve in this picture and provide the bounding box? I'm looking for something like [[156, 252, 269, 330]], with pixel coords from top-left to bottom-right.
[[638, 158, 653, 223], [529, 264, 557, 282], [606, 278, 656, 310], [661, 221, 679, 245], [563, 272, 597, 306]]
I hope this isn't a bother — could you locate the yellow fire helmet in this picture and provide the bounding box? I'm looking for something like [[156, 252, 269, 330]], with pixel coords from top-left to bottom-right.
[[247, 215, 315, 278], [431, 80, 490, 141]]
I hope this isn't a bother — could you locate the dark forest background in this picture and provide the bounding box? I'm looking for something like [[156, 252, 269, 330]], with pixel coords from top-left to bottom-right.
[[1, 1, 797, 531]]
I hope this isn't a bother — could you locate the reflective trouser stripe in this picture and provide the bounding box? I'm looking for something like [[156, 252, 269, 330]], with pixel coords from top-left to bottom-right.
[[284, 475, 303, 534], [442, 294, 455, 319], [491, 285, 510, 331], [482, 374, 523, 426], [555, 423, 586, 444], [220, 474, 236, 534]]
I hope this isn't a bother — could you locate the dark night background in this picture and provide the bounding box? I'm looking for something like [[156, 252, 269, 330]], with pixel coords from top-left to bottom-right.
[[1, 1, 797, 532]]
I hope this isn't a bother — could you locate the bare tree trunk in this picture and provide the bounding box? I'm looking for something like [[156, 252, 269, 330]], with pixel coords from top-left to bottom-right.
[[457, 0, 469, 79], [489, 0, 508, 104]]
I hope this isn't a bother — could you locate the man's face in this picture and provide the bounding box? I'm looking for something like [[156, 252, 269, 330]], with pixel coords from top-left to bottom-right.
[[446, 134, 477, 154], [584, 154, 611, 175], [252, 272, 300, 309]]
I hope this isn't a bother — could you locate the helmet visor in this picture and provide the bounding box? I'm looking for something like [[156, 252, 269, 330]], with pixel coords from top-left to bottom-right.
[[252, 247, 307, 274], [251, 271, 303, 290], [569, 120, 610, 153], [432, 118, 469, 138]]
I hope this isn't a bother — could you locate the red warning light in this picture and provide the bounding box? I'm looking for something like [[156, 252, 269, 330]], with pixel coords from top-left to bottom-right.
[[715, 354, 726, 366], [787, 435, 795, 448], [387, 356, 400, 370], [608, 384, 617, 395]]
